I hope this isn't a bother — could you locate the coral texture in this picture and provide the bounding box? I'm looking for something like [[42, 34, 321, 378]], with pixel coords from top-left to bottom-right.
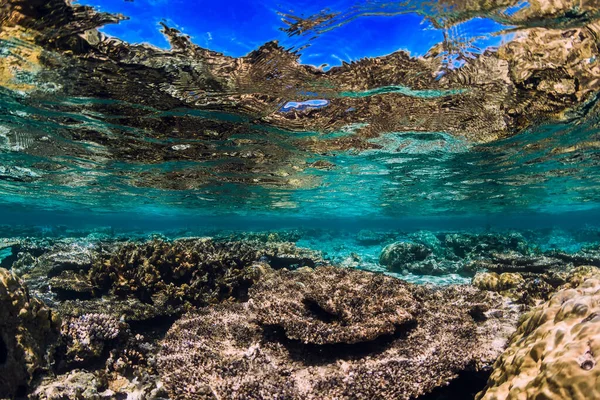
[[0, 268, 61, 398], [478, 277, 600, 400], [61, 313, 129, 367], [250, 266, 416, 344], [159, 266, 518, 400], [472, 265, 600, 304], [89, 238, 319, 311]]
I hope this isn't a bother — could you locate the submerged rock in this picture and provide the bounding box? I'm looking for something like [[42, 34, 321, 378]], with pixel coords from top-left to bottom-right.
[[443, 232, 532, 259], [30, 370, 109, 400], [478, 277, 600, 400], [0, 268, 61, 398], [469, 252, 562, 273], [379, 242, 433, 270], [158, 266, 519, 400]]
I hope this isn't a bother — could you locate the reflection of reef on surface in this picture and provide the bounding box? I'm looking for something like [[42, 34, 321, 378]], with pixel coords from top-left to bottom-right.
[[0, 0, 599, 211]]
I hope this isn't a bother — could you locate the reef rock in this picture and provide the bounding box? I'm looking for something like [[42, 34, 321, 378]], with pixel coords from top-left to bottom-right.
[[30, 370, 109, 400], [0, 268, 61, 398], [469, 252, 562, 273], [443, 232, 532, 259], [478, 277, 600, 400], [159, 266, 519, 400]]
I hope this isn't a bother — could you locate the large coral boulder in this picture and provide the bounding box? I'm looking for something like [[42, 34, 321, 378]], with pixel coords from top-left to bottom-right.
[[0, 268, 61, 398], [477, 277, 600, 400], [159, 267, 519, 400], [250, 266, 416, 344]]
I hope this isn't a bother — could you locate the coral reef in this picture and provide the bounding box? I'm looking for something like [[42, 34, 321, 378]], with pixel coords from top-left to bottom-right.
[[0, 268, 61, 398], [477, 277, 600, 400], [250, 266, 416, 344], [379, 231, 538, 276], [158, 266, 519, 400]]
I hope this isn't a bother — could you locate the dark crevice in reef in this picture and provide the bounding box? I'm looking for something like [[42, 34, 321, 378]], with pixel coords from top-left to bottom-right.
[[52, 287, 95, 301], [303, 299, 340, 324], [262, 320, 418, 365], [127, 315, 180, 339], [468, 304, 489, 322], [417, 369, 490, 400], [267, 256, 316, 270], [0, 334, 7, 365]]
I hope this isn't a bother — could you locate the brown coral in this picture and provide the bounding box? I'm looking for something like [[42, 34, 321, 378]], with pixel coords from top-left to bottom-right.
[[478, 276, 600, 400], [0, 267, 61, 398], [250, 266, 416, 344], [159, 266, 519, 400], [89, 239, 267, 309]]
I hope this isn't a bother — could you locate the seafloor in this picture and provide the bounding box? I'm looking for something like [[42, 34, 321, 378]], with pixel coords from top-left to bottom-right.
[[2, 226, 600, 399]]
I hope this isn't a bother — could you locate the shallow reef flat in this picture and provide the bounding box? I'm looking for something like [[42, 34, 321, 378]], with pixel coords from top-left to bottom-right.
[[1, 228, 600, 399]]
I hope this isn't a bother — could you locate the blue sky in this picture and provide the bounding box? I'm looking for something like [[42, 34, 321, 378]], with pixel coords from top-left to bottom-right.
[[78, 0, 511, 68]]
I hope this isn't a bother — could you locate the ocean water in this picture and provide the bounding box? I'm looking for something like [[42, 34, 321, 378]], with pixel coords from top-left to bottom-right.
[[2, 0, 600, 399]]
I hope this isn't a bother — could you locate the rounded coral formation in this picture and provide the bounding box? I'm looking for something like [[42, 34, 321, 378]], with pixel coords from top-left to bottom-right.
[[0, 267, 61, 398], [159, 266, 518, 400], [250, 267, 416, 344], [478, 277, 600, 400]]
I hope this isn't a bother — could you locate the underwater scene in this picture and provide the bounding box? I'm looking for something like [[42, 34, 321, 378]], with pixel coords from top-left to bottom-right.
[[2, 0, 600, 398]]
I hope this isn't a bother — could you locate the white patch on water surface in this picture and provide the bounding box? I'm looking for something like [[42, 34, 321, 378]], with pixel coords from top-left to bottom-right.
[[320, 123, 369, 139], [0, 165, 41, 179], [0, 125, 33, 151], [171, 144, 192, 151], [272, 200, 298, 209]]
